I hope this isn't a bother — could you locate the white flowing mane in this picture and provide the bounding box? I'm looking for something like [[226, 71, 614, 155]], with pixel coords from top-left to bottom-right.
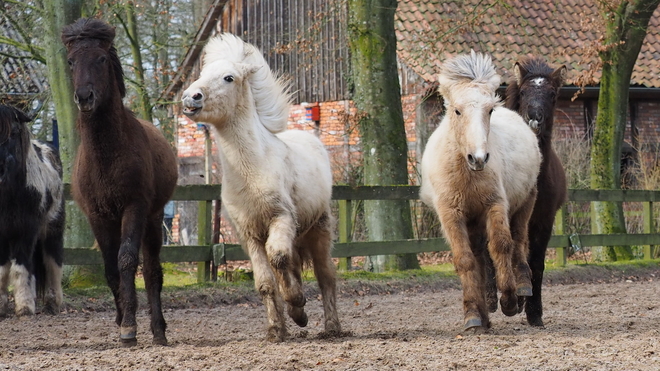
[[203, 33, 291, 133], [438, 50, 501, 93]]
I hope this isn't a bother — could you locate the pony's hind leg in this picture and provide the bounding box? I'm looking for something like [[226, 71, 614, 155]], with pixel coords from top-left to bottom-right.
[[509, 189, 537, 300], [42, 225, 64, 315], [306, 215, 341, 336], [0, 261, 10, 317], [142, 215, 167, 345], [247, 238, 287, 342]]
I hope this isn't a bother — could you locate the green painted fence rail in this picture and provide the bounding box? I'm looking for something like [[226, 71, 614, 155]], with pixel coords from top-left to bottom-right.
[[62, 185, 660, 281]]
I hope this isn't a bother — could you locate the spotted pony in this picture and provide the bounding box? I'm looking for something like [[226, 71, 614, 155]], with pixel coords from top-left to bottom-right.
[[0, 104, 64, 317]]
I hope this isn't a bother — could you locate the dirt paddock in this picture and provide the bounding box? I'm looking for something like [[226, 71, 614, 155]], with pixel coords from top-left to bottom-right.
[[0, 264, 659, 370]]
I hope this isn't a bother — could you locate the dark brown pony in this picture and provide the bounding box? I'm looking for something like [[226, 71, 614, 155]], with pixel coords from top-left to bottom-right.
[[504, 57, 567, 327], [62, 18, 178, 346]]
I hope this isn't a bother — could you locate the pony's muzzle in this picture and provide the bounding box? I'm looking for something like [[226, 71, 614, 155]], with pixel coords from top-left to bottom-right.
[[181, 91, 204, 117], [74, 88, 95, 112], [467, 152, 489, 171]]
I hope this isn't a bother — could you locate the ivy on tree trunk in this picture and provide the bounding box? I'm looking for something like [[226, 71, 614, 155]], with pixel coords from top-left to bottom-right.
[[590, 0, 660, 261]]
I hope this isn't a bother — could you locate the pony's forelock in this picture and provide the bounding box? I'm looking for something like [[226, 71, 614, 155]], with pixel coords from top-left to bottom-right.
[[62, 18, 126, 98], [0, 105, 30, 144], [438, 51, 500, 95]]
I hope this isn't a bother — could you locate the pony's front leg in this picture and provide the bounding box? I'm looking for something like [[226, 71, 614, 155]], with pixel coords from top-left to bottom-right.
[[117, 207, 147, 346], [10, 236, 37, 317], [246, 238, 287, 342], [509, 188, 537, 301], [485, 203, 518, 316], [441, 209, 489, 330], [265, 214, 307, 327]]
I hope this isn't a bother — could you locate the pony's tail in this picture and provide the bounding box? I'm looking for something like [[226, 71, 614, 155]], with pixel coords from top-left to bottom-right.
[[203, 33, 292, 133]]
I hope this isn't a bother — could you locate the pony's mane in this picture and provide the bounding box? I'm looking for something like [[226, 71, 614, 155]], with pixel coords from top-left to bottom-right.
[[203, 33, 291, 133], [0, 105, 30, 144], [439, 51, 499, 89], [61, 18, 127, 98]]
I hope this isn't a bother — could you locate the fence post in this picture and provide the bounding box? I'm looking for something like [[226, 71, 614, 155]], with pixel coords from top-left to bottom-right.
[[643, 201, 654, 260], [337, 199, 353, 271], [197, 200, 213, 282], [555, 205, 567, 267]]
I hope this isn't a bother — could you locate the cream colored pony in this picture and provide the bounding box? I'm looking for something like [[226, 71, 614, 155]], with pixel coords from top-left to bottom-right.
[[420, 51, 541, 331], [181, 33, 340, 342]]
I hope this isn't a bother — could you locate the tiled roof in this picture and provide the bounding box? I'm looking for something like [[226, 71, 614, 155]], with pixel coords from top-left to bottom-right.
[[0, 21, 46, 101], [396, 0, 660, 88]]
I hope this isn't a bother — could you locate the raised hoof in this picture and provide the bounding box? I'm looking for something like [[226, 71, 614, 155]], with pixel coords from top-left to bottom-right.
[[463, 317, 482, 330], [500, 295, 519, 317], [293, 311, 308, 327], [516, 285, 533, 297]]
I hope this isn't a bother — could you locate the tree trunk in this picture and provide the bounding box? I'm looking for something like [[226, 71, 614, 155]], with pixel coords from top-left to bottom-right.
[[589, 0, 660, 261], [348, 0, 419, 272], [43, 0, 95, 249], [124, 1, 152, 121]]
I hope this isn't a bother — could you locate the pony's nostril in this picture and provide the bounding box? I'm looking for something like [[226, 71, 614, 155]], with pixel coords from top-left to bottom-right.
[[484, 153, 490, 163], [192, 92, 203, 101], [467, 154, 475, 164]]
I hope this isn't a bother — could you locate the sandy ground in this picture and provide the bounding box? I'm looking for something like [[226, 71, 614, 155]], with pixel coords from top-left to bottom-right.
[[0, 265, 659, 370]]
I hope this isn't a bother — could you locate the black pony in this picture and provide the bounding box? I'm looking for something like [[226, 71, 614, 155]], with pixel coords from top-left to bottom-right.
[[62, 18, 178, 346], [504, 57, 568, 327], [0, 105, 65, 317]]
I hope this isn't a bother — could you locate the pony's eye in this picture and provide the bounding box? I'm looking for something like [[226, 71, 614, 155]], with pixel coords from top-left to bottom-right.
[[67, 59, 73, 67], [455, 109, 461, 116], [224, 75, 234, 83]]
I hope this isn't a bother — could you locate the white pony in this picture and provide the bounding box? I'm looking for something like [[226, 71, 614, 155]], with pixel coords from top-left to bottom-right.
[[181, 33, 341, 342], [420, 51, 541, 331]]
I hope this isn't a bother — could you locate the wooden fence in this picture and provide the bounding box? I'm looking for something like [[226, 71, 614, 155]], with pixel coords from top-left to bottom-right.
[[62, 185, 660, 281]]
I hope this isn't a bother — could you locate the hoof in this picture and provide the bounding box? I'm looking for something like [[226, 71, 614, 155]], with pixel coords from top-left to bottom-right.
[[120, 325, 137, 346], [516, 285, 533, 297], [463, 316, 482, 330], [42, 302, 60, 316], [500, 295, 519, 317], [325, 319, 341, 335], [152, 335, 168, 346], [527, 315, 545, 328], [288, 304, 308, 327], [266, 326, 288, 343], [15, 307, 34, 317]]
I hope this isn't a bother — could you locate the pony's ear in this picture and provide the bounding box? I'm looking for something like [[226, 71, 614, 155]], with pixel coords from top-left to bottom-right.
[[513, 62, 527, 86], [436, 73, 452, 97], [551, 65, 567, 87], [238, 63, 262, 77]]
